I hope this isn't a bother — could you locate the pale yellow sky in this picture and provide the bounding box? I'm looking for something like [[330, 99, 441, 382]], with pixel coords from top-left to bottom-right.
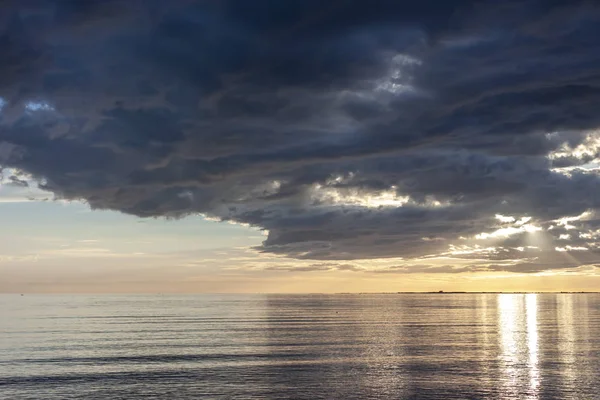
[[2, 200, 599, 293]]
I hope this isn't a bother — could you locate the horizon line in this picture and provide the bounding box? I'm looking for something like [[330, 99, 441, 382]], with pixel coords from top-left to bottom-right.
[[3, 291, 600, 295]]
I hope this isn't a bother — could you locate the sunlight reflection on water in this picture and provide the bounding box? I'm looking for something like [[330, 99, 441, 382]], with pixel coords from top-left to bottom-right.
[[498, 294, 540, 399]]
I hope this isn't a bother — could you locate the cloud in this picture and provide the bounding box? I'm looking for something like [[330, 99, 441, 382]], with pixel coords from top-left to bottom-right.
[[2, 1, 600, 272], [0, 168, 51, 202], [262, 262, 364, 272]]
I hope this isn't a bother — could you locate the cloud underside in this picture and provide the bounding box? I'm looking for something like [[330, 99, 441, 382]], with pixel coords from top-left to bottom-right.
[[2, 0, 600, 272]]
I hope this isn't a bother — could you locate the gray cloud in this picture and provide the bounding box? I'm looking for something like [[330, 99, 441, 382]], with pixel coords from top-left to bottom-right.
[[2, 1, 600, 272]]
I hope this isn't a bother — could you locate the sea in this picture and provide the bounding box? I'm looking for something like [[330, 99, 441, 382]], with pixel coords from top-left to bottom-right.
[[1, 293, 599, 399]]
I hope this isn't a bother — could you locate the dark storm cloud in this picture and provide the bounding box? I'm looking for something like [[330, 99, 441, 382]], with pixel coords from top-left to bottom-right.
[[2, 0, 600, 272]]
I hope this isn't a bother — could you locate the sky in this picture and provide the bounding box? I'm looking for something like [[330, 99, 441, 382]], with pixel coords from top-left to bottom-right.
[[1, 0, 600, 293]]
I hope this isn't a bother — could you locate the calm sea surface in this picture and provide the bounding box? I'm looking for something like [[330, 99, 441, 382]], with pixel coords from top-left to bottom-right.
[[1, 294, 599, 399]]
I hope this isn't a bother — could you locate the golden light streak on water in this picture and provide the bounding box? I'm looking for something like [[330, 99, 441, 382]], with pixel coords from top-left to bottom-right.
[[526, 293, 539, 399]]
